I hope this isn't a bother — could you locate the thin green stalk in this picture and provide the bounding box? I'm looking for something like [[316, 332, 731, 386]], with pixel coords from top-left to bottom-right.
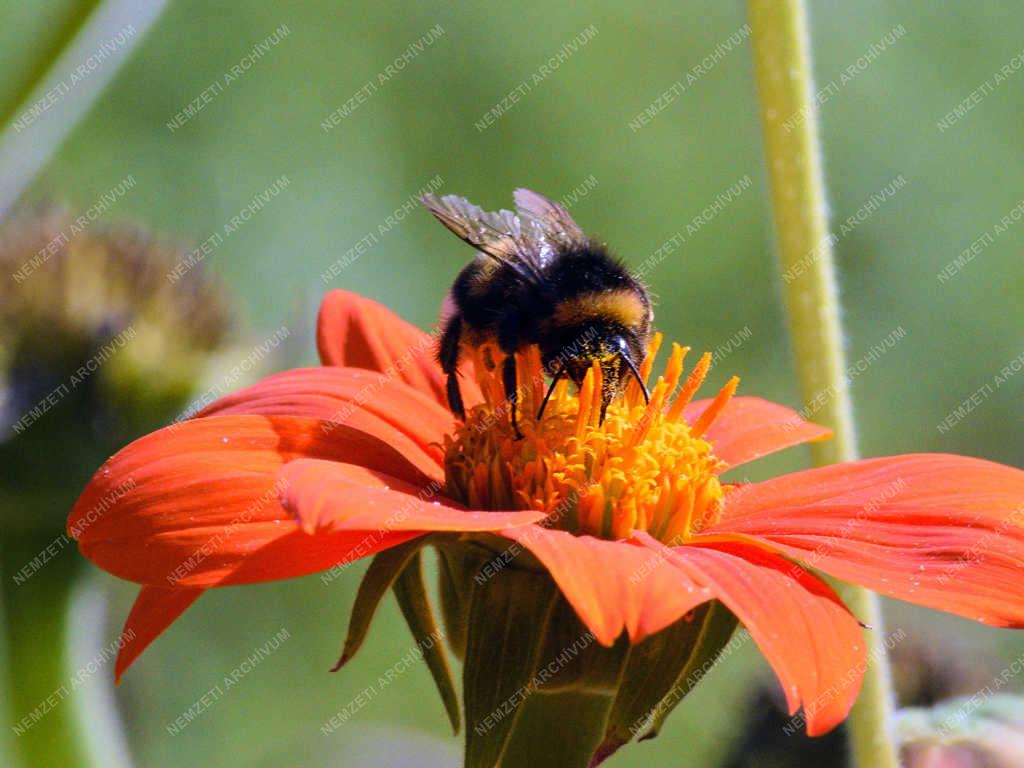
[[746, 2, 898, 767], [0, 0, 169, 219], [2, 532, 90, 768]]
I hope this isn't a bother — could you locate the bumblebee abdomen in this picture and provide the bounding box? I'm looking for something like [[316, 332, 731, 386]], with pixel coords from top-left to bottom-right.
[[541, 245, 650, 333], [549, 289, 649, 333]]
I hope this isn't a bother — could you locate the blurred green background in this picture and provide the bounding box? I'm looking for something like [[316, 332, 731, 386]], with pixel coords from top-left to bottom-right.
[[1, 1, 1022, 766]]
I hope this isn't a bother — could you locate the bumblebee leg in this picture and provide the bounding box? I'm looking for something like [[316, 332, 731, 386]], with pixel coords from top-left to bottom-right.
[[537, 362, 566, 420], [439, 315, 465, 419], [502, 354, 522, 440], [446, 375, 465, 420], [621, 353, 650, 405]]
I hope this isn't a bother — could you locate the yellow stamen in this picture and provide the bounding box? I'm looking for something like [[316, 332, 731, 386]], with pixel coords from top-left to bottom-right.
[[634, 332, 663, 397], [667, 351, 712, 421], [442, 340, 736, 542], [691, 376, 740, 437]]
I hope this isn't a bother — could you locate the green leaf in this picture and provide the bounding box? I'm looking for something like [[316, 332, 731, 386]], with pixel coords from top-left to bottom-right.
[[641, 600, 739, 741], [393, 550, 461, 734], [334, 537, 425, 671]]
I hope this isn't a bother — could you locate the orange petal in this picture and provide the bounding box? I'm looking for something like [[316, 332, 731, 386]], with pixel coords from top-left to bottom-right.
[[683, 396, 831, 470], [115, 586, 204, 682], [498, 527, 715, 646], [68, 414, 441, 587], [195, 366, 455, 467], [277, 459, 547, 535], [316, 289, 482, 409], [712, 454, 1024, 627], [635, 532, 864, 736]]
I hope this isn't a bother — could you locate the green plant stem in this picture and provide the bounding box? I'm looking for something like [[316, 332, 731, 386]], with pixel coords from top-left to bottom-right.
[[746, 2, 898, 767], [2, 531, 90, 768]]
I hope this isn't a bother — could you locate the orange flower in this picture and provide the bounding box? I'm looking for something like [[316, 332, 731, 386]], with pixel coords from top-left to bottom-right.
[[69, 290, 1024, 740]]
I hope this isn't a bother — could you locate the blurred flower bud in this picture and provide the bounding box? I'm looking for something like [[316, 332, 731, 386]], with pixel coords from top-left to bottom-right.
[[0, 208, 231, 533], [898, 694, 1024, 768], [0, 208, 230, 439]]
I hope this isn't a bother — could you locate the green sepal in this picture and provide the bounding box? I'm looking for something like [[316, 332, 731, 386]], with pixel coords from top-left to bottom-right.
[[334, 537, 426, 671], [501, 690, 617, 768], [640, 600, 739, 741], [393, 550, 461, 735], [437, 543, 477, 661], [532, 594, 626, 695], [591, 601, 721, 764], [462, 551, 557, 768], [499, 599, 629, 768]]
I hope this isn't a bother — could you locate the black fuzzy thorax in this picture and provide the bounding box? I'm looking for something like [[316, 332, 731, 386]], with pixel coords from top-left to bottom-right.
[[450, 242, 644, 349]]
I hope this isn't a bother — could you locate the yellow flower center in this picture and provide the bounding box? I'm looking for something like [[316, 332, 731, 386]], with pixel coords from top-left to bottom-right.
[[442, 334, 738, 543]]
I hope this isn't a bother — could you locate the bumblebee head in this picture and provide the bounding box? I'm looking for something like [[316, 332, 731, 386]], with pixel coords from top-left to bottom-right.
[[541, 325, 649, 421]]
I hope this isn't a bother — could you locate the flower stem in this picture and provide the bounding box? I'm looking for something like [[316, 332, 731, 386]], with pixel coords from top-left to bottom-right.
[[2, 531, 91, 768], [746, 2, 898, 767]]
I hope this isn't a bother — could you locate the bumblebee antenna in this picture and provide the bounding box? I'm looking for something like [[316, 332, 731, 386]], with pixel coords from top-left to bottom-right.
[[537, 362, 567, 420], [621, 354, 650, 404]]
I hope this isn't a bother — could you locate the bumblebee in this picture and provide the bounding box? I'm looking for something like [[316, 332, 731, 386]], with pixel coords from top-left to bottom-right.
[[421, 188, 652, 437]]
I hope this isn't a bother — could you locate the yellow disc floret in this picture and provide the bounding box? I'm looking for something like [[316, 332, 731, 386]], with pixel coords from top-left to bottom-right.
[[443, 334, 739, 543]]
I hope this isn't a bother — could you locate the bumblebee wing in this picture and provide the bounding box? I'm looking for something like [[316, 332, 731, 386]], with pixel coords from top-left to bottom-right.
[[513, 188, 588, 261], [420, 193, 545, 283]]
